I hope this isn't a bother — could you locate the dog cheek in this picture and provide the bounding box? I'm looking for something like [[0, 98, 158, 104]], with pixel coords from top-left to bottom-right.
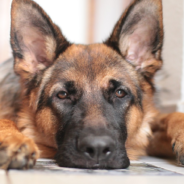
[[125, 105, 153, 159], [36, 108, 58, 144], [126, 105, 143, 136]]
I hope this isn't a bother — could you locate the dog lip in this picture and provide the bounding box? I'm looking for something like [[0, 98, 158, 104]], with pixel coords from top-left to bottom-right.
[[93, 163, 100, 168]]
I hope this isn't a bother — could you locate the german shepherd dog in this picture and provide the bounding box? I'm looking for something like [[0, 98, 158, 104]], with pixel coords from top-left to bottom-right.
[[0, 0, 184, 170]]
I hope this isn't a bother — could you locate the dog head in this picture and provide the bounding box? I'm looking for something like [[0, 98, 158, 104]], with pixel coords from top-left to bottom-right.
[[11, 0, 163, 169]]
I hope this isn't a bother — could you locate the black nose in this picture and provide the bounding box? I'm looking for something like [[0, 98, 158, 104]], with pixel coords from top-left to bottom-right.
[[78, 135, 115, 161]]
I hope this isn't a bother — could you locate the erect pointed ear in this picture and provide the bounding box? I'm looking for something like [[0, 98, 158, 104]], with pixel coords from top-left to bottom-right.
[[105, 0, 163, 78], [11, 0, 70, 81]]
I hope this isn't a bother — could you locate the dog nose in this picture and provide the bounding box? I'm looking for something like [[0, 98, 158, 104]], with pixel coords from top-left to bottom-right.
[[78, 135, 115, 161]]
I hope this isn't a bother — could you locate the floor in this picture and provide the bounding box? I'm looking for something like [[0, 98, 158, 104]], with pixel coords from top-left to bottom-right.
[[0, 157, 184, 184]]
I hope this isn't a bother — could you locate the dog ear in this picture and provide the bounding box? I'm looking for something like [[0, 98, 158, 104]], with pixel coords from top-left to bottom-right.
[[11, 0, 70, 80], [105, 0, 163, 78]]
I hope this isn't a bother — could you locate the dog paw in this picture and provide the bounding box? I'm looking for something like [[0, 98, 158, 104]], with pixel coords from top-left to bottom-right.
[[0, 134, 39, 170], [172, 135, 184, 165]]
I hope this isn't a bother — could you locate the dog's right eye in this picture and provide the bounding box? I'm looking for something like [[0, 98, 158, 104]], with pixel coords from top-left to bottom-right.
[[57, 91, 68, 99], [115, 89, 127, 98]]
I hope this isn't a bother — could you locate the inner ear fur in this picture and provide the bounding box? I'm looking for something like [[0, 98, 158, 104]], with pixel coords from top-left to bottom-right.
[[105, 0, 163, 78], [11, 0, 70, 80]]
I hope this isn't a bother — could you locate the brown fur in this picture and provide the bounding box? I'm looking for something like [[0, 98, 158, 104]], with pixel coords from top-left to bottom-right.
[[0, 0, 183, 169]]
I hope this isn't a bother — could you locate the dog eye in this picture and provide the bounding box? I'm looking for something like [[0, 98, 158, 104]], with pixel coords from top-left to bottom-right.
[[57, 91, 68, 99], [115, 89, 127, 98]]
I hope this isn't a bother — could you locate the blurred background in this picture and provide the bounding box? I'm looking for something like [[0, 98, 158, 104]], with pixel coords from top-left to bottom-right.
[[0, 0, 183, 113]]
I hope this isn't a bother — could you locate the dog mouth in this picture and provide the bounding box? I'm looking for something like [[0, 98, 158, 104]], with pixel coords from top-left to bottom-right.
[[79, 158, 130, 170], [55, 153, 130, 169], [92, 163, 100, 168]]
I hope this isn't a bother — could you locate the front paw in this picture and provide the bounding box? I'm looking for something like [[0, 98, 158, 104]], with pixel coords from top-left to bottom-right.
[[0, 134, 39, 170], [172, 134, 184, 165]]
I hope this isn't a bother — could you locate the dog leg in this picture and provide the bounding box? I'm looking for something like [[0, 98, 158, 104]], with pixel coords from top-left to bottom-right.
[[147, 112, 184, 165], [0, 119, 39, 170], [164, 112, 184, 165]]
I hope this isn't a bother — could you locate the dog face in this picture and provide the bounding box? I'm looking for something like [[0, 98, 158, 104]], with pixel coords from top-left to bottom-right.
[[45, 44, 142, 168], [11, 0, 163, 169]]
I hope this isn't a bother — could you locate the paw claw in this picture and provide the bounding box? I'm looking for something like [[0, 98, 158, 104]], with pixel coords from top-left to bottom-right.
[[179, 155, 184, 165], [172, 142, 175, 152]]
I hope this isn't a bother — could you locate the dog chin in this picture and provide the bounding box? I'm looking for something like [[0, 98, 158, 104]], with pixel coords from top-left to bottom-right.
[[55, 152, 130, 169]]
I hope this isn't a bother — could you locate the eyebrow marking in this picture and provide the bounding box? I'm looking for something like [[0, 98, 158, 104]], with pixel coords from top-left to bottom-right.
[[49, 83, 63, 97]]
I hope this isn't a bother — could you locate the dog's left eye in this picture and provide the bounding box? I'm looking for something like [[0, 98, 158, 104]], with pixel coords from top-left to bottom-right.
[[115, 89, 127, 98], [57, 91, 68, 99]]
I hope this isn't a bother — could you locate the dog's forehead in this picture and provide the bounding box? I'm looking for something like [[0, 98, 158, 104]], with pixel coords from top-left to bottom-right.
[[52, 44, 139, 88]]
